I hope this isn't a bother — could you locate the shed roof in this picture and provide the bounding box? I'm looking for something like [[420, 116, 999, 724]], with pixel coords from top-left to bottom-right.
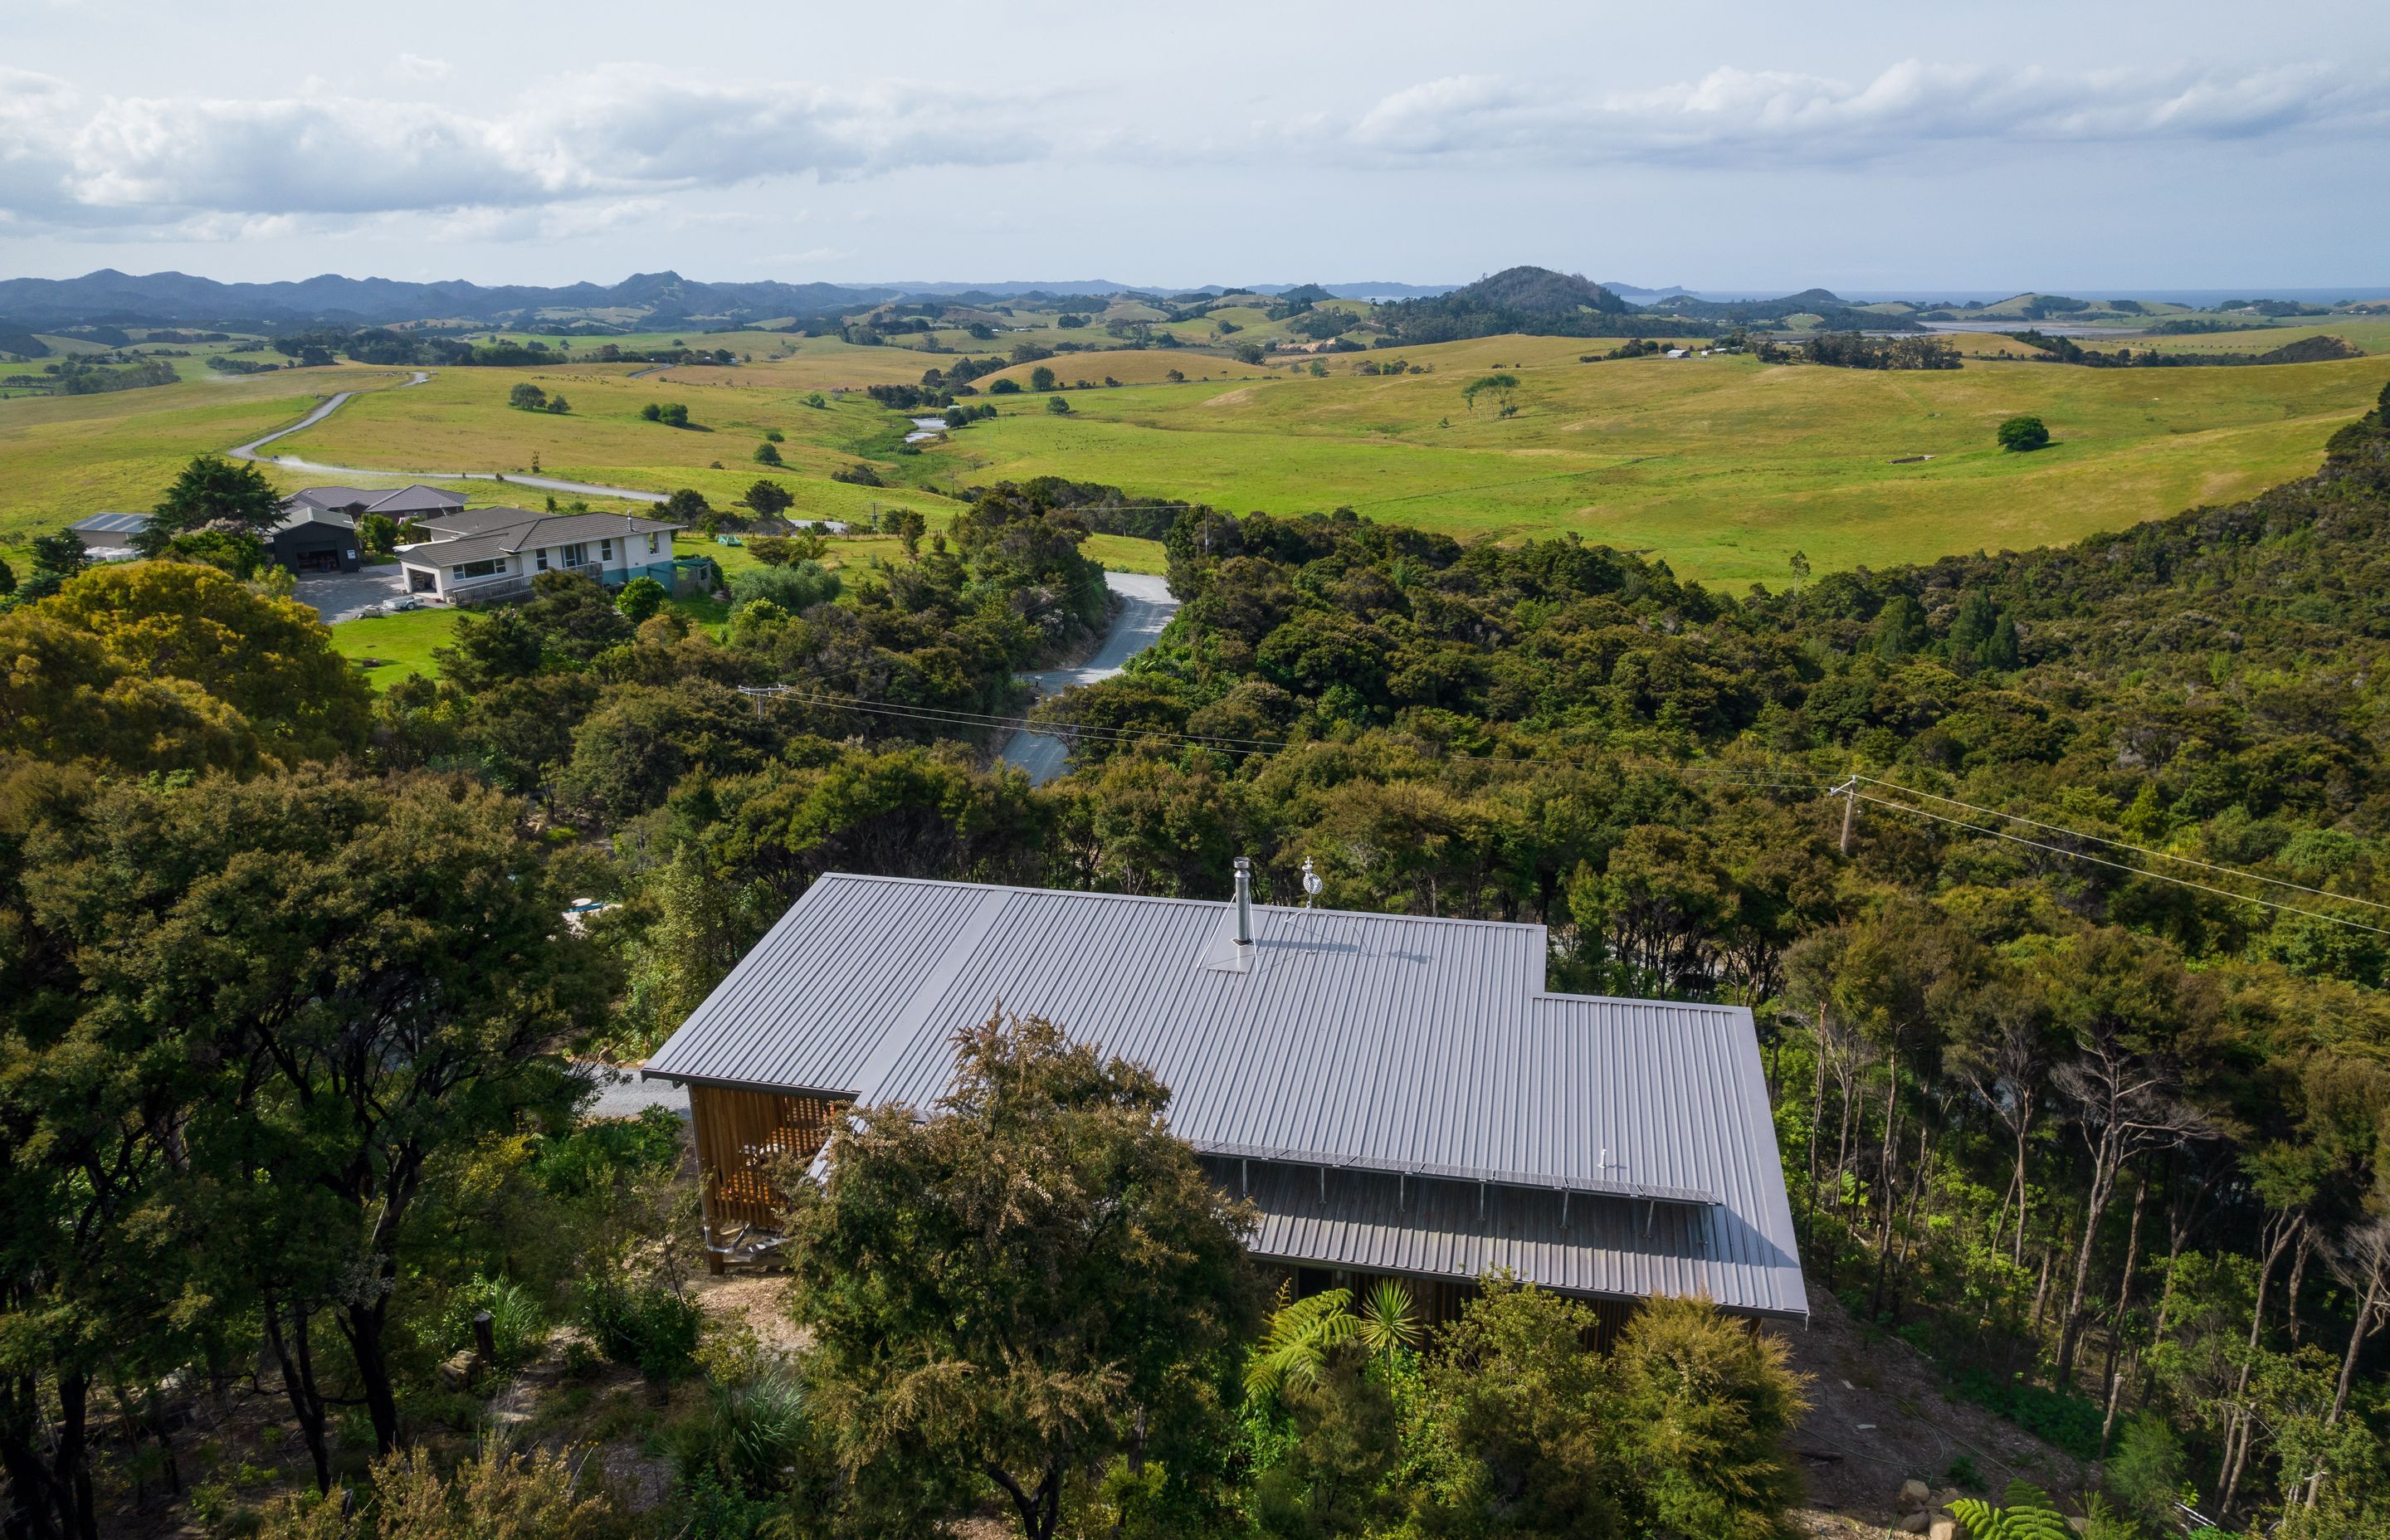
[[644, 873, 1805, 1317]]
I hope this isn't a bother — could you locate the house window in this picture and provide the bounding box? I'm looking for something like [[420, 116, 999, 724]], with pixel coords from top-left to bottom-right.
[[561, 543, 589, 568], [451, 558, 505, 579], [646, 533, 660, 553], [535, 548, 549, 571], [600, 539, 613, 561]]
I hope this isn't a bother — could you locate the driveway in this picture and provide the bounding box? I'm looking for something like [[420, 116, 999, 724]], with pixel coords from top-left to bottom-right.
[[295, 565, 412, 622], [1000, 572, 1181, 784]]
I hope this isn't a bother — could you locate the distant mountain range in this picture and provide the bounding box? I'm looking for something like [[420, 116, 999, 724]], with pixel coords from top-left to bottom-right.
[[0, 269, 1470, 330], [0, 269, 901, 329]]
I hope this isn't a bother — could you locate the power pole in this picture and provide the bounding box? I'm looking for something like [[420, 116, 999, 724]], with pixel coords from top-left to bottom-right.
[[1832, 777, 1859, 856]]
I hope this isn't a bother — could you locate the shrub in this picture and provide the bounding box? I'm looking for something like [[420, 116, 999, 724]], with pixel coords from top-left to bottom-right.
[[253, 1445, 621, 1538], [358, 513, 398, 555], [440, 1274, 549, 1374], [729, 561, 839, 615], [546, 393, 570, 414], [1997, 414, 2051, 451], [2103, 1413, 2185, 1523], [988, 378, 1022, 395], [1607, 1294, 1808, 1540], [1046, 395, 1071, 415], [616, 576, 668, 624], [670, 1363, 817, 1497], [754, 441, 782, 465], [577, 1274, 701, 1381]]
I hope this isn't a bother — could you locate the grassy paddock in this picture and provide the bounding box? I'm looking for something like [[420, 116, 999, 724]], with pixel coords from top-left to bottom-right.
[[329, 607, 460, 690]]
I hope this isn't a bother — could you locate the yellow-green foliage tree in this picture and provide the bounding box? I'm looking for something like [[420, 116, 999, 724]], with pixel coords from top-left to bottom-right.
[[0, 562, 369, 770]]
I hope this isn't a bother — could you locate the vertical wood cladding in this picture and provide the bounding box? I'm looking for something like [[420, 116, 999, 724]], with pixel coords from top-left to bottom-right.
[[687, 1085, 842, 1231]]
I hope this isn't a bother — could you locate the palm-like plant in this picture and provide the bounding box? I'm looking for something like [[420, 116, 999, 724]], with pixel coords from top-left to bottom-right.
[[1243, 1280, 1422, 1400], [1357, 1279, 1421, 1356]]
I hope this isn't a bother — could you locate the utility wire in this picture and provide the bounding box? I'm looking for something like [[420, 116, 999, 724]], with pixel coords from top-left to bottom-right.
[[741, 685, 2382, 930], [1850, 792, 2390, 937], [737, 684, 1827, 786], [1853, 775, 2390, 915]]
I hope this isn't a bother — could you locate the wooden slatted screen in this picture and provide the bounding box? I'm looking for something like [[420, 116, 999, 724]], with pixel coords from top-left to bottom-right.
[[687, 1084, 843, 1231]]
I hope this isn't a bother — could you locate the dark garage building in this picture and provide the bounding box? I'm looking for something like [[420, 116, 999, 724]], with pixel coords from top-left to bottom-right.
[[270, 504, 361, 573]]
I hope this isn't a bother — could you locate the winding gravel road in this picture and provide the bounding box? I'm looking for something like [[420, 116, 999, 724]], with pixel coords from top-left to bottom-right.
[[1000, 573, 1181, 784], [227, 369, 666, 504]]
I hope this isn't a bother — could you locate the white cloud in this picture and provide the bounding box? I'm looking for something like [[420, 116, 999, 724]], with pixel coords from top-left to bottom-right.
[[393, 53, 452, 81], [0, 66, 1045, 231], [1339, 61, 2390, 167]]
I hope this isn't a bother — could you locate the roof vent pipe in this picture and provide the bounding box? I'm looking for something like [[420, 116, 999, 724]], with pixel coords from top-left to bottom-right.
[[1233, 857, 1254, 948]]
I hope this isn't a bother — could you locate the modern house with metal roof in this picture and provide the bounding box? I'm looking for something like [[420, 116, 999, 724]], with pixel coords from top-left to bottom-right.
[[641, 869, 1807, 1325], [393, 509, 681, 603]]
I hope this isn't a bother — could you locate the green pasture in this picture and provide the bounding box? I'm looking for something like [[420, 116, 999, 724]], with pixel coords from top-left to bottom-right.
[[9, 329, 2388, 588], [905, 348, 2390, 584]]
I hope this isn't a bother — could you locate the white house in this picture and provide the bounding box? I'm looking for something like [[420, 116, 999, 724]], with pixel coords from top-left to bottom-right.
[[394, 508, 682, 603]]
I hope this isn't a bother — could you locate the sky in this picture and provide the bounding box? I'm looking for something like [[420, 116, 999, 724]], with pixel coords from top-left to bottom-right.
[[1, 0, 2385, 295]]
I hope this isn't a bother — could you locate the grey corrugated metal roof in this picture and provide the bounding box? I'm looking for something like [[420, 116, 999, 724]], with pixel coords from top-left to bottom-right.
[[645, 872, 1805, 1317]]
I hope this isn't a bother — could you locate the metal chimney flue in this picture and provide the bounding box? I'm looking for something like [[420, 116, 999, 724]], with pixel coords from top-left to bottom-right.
[[1233, 857, 1253, 948]]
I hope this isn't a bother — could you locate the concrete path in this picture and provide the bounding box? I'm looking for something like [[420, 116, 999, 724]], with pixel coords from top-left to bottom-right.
[[1000, 571, 1181, 783], [227, 368, 667, 504]]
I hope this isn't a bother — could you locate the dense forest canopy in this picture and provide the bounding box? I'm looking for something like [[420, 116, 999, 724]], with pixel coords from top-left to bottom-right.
[[2, 373, 2390, 1534]]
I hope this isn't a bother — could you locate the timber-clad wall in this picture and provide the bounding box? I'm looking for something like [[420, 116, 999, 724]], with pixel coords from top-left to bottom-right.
[[688, 1085, 843, 1231]]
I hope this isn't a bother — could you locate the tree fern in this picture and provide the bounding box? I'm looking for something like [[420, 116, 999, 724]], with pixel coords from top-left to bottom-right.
[[1244, 1288, 1362, 1398], [1949, 1480, 2073, 1540]]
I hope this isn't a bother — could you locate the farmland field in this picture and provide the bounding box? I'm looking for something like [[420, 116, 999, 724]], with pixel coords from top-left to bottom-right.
[[6, 334, 2387, 585]]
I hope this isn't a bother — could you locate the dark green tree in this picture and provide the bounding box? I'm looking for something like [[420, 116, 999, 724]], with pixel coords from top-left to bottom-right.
[[509, 382, 549, 411], [784, 1012, 1257, 1540], [522, 571, 634, 663], [152, 453, 284, 537], [754, 441, 783, 465], [434, 605, 548, 691], [1997, 415, 2051, 451], [1030, 365, 1058, 392], [744, 480, 793, 519], [1046, 394, 1072, 415]]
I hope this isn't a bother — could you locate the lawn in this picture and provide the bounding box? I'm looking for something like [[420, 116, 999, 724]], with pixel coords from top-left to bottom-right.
[[329, 607, 460, 690]]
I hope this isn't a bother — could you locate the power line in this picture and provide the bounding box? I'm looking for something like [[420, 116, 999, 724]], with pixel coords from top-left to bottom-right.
[[1849, 791, 2390, 938], [734, 684, 1827, 786], [743, 684, 2385, 932], [1852, 775, 2390, 915]]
